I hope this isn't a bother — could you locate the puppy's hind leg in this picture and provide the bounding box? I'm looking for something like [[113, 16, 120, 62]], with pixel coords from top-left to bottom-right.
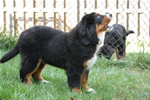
[[20, 57, 40, 84], [115, 47, 119, 60], [118, 43, 125, 60], [32, 60, 48, 83]]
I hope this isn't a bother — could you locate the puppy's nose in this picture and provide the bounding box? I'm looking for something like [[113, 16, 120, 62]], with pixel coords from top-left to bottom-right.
[[109, 14, 112, 18]]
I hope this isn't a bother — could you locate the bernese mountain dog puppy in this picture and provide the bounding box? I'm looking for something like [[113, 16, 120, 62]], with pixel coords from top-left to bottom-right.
[[0, 12, 112, 93], [98, 24, 134, 60]]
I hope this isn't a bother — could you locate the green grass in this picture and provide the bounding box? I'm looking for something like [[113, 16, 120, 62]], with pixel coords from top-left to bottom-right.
[[0, 50, 150, 100], [0, 31, 17, 50]]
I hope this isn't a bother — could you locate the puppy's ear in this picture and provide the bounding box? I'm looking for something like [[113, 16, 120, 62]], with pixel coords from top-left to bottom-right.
[[78, 22, 90, 45], [78, 13, 96, 45]]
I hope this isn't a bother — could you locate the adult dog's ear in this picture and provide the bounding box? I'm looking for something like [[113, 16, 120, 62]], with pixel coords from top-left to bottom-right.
[[78, 22, 90, 45]]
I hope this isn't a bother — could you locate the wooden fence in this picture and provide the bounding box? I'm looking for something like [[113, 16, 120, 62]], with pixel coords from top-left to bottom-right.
[[0, 0, 150, 52]]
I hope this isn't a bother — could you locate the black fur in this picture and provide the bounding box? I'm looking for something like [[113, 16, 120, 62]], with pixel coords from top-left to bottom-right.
[[98, 44, 115, 59], [0, 12, 111, 91], [98, 24, 134, 60], [0, 45, 19, 63]]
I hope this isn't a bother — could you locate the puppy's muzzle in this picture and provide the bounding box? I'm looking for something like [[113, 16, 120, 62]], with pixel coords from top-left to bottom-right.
[[105, 14, 112, 31]]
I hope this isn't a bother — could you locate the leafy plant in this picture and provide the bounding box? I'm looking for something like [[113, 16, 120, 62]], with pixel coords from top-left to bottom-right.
[[0, 31, 17, 50], [134, 53, 150, 70]]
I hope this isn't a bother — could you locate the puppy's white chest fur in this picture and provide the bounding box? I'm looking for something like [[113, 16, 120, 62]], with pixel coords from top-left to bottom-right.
[[86, 32, 105, 69], [86, 53, 98, 69]]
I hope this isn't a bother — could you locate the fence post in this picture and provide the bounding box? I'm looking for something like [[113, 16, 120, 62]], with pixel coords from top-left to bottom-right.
[[14, 12, 18, 36], [43, 0, 46, 25], [23, 0, 26, 30], [54, 0, 57, 28], [77, 0, 80, 23], [64, 0, 66, 32], [33, 0, 37, 25]]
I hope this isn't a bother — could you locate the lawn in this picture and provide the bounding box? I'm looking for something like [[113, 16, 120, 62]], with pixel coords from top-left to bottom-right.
[[0, 50, 150, 100]]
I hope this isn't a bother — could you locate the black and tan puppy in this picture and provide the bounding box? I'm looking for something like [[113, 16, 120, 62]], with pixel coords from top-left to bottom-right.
[[98, 24, 134, 60], [0, 12, 112, 93]]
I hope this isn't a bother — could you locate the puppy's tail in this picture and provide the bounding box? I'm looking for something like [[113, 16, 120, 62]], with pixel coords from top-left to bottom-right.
[[126, 30, 134, 36], [0, 45, 19, 63]]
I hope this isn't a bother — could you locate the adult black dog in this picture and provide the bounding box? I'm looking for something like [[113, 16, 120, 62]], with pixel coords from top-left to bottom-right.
[[98, 24, 134, 60], [0, 12, 112, 93]]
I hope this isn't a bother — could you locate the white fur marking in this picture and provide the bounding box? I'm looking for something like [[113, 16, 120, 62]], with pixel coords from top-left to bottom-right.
[[86, 32, 105, 70], [41, 80, 49, 83], [86, 54, 97, 69], [86, 88, 96, 93]]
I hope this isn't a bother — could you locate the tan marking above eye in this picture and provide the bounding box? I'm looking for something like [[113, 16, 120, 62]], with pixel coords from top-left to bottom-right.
[[95, 13, 99, 15]]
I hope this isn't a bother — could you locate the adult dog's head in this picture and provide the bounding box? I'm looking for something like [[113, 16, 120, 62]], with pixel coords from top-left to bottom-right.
[[77, 12, 112, 45]]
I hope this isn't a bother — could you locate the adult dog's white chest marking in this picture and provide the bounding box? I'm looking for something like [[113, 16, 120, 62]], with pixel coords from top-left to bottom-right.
[[86, 32, 105, 70]]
